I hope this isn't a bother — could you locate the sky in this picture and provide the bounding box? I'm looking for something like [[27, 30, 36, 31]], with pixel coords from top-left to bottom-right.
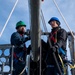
[[0, 0, 75, 74], [0, 0, 75, 44]]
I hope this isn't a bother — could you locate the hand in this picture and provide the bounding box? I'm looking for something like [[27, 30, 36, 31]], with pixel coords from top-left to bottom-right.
[[26, 29, 30, 35], [27, 45, 31, 54], [51, 46, 57, 52]]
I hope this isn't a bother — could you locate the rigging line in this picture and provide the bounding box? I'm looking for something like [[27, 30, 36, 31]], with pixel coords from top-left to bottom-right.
[[41, 9, 49, 40], [40, 9, 48, 75], [52, 0, 75, 39], [0, 0, 19, 38], [41, 9, 48, 32]]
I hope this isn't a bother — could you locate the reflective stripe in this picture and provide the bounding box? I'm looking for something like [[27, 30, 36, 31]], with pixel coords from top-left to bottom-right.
[[46, 65, 54, 68]]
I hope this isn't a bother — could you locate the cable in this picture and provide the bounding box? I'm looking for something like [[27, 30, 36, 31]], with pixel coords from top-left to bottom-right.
[[40, 9, 48, 75], [41, 9, 48, 32], [19, 66, 27, 75], [52, 0, 75, 39], [0, 0, 19, 38]]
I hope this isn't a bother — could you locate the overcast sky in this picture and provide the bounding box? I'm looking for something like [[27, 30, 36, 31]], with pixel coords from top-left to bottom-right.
[[0, 0, 75, 74]]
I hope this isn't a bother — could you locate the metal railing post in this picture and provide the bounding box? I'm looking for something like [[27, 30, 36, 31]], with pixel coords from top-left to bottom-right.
[[10, 45, 14, 75]]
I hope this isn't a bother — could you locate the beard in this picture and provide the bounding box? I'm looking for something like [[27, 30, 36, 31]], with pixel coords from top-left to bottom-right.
[[18, 30, 25, 34]]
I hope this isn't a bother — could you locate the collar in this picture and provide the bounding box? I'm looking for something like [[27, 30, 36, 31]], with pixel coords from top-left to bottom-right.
[[51, 26, 61, 32]]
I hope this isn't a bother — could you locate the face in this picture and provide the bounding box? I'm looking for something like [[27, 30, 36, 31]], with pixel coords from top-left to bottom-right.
[[17, 26, 26, 34], [49, 21, 58, 28]]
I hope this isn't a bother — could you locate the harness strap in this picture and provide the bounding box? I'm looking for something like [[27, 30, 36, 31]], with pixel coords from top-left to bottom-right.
[[58, 54, 66, 75], [13, 52, 17, 58]]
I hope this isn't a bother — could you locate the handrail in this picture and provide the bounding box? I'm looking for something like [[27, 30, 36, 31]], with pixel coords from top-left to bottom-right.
[[0, 44, 14, 75]]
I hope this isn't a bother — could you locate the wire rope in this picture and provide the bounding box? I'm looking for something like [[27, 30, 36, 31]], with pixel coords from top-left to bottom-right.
[[0, 0, 19, 37]]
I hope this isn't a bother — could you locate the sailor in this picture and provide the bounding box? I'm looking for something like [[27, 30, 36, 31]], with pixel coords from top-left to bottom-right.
[[45, 17, 67, 75], [10, 21, 30, 75]]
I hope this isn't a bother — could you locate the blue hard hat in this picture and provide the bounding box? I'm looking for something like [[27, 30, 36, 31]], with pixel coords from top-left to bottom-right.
[[48, 17, 60, 25]]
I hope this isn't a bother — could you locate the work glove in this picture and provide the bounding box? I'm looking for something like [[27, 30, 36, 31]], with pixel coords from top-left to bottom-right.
[[50, 45, 58, 53], [24, 29, 31, 41], [24, 29, 30, 35], [51, 46, 57, 52]]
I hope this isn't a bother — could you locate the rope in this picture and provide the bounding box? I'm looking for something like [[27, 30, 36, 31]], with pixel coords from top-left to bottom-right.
[[68, 63, 75, 69], [41, 9, 48, 32], [52, 0, 75, 39], [0, 0, 19, 38], [19, 66, 27, 75], [40, 9, 48, 75], [40, 10, 48, 75], [58, 55, 66, 75]]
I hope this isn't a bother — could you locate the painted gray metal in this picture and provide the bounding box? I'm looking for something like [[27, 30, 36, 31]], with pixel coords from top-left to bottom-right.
[[0, 44, 14, 75], [68, 32, 75, 75], [29, 0, 41, 61]]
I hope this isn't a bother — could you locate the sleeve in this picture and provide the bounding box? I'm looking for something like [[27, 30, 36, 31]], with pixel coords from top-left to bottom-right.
[[55, 29, 68, 48], [11, 33, 24, 46], [24, 36, 31, 42]]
